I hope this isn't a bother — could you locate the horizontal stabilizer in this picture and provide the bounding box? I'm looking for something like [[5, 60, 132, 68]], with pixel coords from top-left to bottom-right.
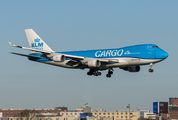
[[9, 41, 22, 48], [9, 52, 44, 59]]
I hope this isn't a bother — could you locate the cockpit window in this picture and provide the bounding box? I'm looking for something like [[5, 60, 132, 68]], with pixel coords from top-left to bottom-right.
[[153, 46, 158, 48]]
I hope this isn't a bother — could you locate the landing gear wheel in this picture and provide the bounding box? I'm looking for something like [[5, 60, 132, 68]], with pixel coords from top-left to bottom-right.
[[87, 68, 102, 77], [87, 72, 92, 75], [106, 74, 111, 78], [106, 68, 113, 78], [97, 72, 101, 76], [93, 73, 98, 76], [149, 69, 154, 73]]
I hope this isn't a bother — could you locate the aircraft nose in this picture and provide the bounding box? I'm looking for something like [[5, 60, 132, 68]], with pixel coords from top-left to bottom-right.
[[163, 51, 169, 59], [156, 49, 169, 59]]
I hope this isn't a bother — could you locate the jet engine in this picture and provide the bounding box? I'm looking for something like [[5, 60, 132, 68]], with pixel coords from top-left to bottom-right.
[[123, 66, 140, 72], [52, 54, 66, 62], [88, 60, 101, 68]]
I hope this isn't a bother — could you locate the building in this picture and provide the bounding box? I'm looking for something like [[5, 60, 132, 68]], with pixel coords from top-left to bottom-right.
[[60, 110, 82, 120], [0, 112, 8, 120], [55, 107, 67, 111], [169, 97, 178, 119], [92, 110, 139, 120], [87, 116, 112, 120], [154, 98, 178, 120], [0, 118, 8, 120], [139, 110, 150, 118], [60, 106, 93, 120], [8, 106, 91, 120], [9, 113, 61, 120], [139, 110, 156, 119], [1, 106, 144, 120], [0, 108, 63, 118], [143, 112, 156, 119]]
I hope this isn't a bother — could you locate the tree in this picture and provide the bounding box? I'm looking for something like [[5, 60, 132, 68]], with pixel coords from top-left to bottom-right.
[[17, 110, 44, 120]]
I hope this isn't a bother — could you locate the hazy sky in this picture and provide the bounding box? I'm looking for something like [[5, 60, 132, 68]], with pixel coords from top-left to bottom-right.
[[1, 0, 178, 111]]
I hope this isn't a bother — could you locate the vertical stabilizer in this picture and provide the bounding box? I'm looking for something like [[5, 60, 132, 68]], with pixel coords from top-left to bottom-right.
[[25, 29, 54, 52]]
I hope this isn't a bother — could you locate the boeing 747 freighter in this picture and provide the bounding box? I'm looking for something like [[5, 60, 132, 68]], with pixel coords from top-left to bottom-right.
[[9, 29, 168, 78]]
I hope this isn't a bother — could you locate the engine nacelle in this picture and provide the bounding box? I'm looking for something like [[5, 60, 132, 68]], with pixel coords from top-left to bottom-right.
[[124, 66, 140, 72], [52, 54, 66, 62], [88, 60, 101, 68]]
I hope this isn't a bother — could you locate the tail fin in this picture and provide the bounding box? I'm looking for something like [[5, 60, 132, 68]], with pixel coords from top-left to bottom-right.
[[25, 29, 54, 52]]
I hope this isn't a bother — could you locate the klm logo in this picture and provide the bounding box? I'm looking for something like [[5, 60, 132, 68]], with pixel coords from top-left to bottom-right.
[[31, 38, 43, 50]]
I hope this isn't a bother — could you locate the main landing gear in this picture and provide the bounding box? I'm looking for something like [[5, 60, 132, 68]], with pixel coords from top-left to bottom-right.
[[87, 68, 114, 78], [106, 68, 114, 78], [149, 63, 154, 73], [87, 68, 101, 76]]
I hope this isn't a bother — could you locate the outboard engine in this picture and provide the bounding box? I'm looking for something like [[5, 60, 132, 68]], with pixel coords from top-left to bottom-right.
[[52, 54, 66, 62]]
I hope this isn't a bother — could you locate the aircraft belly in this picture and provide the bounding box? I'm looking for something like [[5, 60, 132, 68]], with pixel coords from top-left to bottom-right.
[[138, 59, 163, 64], [35, 58, 163, 69], [105, 58, 163, 67]]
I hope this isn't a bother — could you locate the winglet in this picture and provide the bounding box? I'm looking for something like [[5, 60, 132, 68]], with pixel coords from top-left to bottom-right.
[[8, 41, 16, 47], [8, 41, 22, 48]]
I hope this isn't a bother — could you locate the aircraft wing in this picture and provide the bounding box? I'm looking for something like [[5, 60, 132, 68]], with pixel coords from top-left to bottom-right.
[[63, 54, 84, 61], [9, 42, 122, 64], [9, 52, 44, 59], [98, 59, 119, 63], [65, 58, 120, 69]]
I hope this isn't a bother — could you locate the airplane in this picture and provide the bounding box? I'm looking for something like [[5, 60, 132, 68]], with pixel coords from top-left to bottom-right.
[[9, 29, 169, 78]]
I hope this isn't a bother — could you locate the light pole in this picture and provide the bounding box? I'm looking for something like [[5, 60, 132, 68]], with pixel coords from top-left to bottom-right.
[[127, 104, 130, 120]]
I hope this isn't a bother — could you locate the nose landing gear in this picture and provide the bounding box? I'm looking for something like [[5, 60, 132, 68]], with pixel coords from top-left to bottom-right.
[[149, 63, 154, 73]]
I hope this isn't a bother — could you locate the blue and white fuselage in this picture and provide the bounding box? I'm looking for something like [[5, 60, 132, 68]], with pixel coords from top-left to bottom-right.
[[29, 44, 168, 68], [9, 29, 168, 78]]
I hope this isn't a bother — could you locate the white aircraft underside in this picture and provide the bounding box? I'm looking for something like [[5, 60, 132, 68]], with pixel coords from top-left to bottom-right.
[[38, 58, 163, 69]]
